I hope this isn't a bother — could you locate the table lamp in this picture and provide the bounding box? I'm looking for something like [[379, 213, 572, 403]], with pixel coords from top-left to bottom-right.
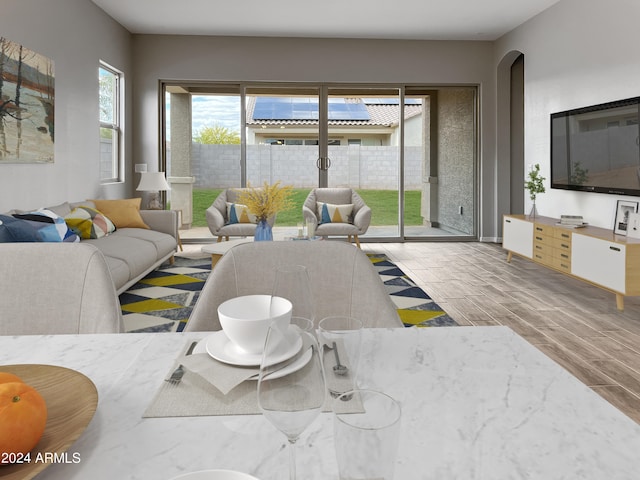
[[136, 172, 170, 209]]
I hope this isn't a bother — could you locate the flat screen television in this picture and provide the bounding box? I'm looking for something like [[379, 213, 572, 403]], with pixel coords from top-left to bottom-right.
[[551, 96, 640, 196]]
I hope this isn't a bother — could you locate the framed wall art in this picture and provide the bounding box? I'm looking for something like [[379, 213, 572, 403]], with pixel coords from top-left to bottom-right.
[[0, 37, 54, 163], [614, 200, 638, 235]]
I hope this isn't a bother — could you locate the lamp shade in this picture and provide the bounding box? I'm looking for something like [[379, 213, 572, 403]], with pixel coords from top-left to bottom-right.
[[136, 172, 171, 192]]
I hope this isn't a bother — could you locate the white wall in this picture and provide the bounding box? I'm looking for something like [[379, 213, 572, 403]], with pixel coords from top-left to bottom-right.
[[0, 0, 132, 213], [495, 0, 640, 230], [131, 35, 498, 239]]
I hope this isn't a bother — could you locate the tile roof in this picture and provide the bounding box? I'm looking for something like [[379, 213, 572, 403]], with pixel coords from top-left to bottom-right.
[[246, 97, 422, 127]]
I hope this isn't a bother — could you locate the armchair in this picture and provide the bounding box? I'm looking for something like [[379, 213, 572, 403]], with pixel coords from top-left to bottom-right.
[[302, 188, 371, 247], [206, 188, 275, 242]]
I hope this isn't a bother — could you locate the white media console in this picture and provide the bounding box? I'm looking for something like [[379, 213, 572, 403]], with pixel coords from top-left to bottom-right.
[[503, 214, 640, 310]]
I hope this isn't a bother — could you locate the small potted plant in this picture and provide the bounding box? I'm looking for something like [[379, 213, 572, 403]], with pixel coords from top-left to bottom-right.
[[525, 163, 546, 218]]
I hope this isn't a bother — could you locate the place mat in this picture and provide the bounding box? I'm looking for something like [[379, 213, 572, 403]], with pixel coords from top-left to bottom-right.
[[144, 337, 360, 418]]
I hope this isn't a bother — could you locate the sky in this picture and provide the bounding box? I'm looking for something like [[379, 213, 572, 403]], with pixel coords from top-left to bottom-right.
[[166, 94, 241, 138]]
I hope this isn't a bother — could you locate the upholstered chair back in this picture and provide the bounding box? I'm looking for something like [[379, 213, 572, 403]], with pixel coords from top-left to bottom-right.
[[186, 241, 402, 332]]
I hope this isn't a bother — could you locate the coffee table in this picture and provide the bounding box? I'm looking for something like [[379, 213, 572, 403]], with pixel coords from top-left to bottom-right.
[[201, 238, 253, 268]]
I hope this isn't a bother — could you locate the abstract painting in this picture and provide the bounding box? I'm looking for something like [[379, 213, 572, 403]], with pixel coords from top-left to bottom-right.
[[0, 37, 54, 163]]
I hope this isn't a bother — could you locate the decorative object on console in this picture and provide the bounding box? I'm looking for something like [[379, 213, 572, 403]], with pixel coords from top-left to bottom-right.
[[614, 200, 638, 235], [525, 163, 546, 218], [136, 172, 171, 210], [626, 212, 640, 239]]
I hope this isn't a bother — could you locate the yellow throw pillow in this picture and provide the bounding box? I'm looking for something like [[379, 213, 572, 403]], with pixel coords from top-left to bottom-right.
[[91, 198, 149, 229]]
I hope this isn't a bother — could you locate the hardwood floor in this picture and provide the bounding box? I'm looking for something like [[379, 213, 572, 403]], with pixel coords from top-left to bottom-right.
[[363, 241, 640, 424]]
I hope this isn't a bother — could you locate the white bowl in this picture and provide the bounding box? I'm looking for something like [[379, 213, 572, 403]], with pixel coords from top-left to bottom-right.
[[169, 470, 260, 480], [218, 295, 292, 354]]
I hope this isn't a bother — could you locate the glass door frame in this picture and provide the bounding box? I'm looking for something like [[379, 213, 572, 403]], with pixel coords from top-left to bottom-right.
[[160, 80, 478, 243]]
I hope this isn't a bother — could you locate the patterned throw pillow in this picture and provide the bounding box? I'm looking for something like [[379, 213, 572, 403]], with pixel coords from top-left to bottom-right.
[[64, 207, 116, 239], [317, 202, 354, 224], [12, 209, 80, 243], [0, 214, 43, 242], [226, 202, 257, 224]]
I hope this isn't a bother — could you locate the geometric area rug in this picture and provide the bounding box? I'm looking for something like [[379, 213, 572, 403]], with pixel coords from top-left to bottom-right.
[[367, 253, 458, 328], [120, 252, 457, 333]]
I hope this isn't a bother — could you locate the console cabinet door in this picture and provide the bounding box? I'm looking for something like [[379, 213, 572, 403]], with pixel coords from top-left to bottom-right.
[[503, 217, 533, 259], [571, 233, 626, 293]]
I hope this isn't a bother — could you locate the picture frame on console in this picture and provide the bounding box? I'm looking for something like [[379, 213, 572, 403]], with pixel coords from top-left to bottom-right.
[[614, 200, 638, 235]]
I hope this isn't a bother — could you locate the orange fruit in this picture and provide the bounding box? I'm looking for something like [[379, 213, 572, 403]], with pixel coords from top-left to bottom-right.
[[0, 372, 23, 385], [0, 381, 48, 458]]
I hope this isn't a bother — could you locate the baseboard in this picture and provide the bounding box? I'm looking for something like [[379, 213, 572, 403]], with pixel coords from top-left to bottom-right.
[[480, 236, 502, 243]]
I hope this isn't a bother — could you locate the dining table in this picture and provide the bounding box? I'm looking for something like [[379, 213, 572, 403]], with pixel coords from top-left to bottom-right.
[[1, 325, 640, 479]]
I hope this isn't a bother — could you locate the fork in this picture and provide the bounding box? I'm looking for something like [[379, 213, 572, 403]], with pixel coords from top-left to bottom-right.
[[166, 341, 198, 384]]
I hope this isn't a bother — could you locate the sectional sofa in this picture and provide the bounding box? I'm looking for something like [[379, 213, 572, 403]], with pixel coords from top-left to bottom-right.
[[1, 199, 179, 295]]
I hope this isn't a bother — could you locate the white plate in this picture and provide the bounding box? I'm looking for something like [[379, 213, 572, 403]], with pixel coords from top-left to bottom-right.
[[169, 469, 259, 480], [247, 346, 313, 381], [205, 327, 302, 367]]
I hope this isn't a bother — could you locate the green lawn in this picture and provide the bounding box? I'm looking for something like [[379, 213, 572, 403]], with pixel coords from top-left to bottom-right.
[[191, 188, 422, 227]]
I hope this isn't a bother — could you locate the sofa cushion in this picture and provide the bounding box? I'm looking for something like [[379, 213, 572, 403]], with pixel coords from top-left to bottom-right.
[[112, 228, 176, 258], [83, 234, 158, 279], [92, 198, 149, 229], [12, 209, 80, 243], [64, 206, 116, 239], [317, 202, 354, 224]]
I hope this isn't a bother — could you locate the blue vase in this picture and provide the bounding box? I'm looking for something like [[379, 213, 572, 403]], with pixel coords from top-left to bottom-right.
[[254, 219, 273, 241]]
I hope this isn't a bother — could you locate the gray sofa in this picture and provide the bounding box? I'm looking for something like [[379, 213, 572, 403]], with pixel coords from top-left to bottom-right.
[[4, 200, 178, 295]]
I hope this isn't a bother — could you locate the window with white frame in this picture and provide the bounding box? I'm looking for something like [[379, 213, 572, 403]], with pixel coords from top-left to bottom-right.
[[99, 63, 122, 183]]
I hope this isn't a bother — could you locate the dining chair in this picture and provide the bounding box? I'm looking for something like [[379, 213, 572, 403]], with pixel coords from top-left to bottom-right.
[[0, 243, 124, 335], [185, 240, 403, 332]]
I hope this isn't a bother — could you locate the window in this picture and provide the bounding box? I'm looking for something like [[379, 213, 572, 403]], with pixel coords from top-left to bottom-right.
[[99, 63, 122, 183]]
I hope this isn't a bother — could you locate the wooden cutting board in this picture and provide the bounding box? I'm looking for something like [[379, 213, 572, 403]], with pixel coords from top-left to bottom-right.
[[0, 364, 98, 479]]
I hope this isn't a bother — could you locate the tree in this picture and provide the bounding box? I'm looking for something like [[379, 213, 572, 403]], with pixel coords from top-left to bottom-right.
[[193, 124, 240, 144]]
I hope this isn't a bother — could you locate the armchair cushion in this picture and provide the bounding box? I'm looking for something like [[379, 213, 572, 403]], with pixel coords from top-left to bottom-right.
[[226, 202, 257, 224], [317, 202, 354, 224]]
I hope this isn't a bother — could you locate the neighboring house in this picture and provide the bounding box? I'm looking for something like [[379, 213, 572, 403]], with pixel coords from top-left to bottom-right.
[[245, 97, 424, 147]]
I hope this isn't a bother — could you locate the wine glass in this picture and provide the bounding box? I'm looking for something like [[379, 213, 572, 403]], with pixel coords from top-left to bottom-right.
[[257, 317, 326, 480], [271, 264, 315, 322]]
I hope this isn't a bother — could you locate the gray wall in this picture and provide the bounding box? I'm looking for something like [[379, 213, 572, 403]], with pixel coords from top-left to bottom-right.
[[495, 0, 640, 231], [0, 0, 133, 212], [131, 35, 497, 240]]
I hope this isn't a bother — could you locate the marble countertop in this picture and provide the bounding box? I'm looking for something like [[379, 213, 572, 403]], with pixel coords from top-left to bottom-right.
[[1, 326, 639, 479]]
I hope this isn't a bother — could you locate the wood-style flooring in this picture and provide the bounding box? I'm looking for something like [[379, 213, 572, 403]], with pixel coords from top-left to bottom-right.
[[362, 241, 640, 423]]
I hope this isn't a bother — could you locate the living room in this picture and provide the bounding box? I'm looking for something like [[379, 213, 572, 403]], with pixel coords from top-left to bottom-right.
[[2, 0, 640, 478]]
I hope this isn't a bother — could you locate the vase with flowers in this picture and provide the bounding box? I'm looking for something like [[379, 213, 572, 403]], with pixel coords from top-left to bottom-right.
[[236, 181, 294, 241], [525, 163, 546, 218]]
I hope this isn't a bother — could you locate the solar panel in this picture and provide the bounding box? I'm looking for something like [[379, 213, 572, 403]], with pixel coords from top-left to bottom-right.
[[253, 97, 370, 121]]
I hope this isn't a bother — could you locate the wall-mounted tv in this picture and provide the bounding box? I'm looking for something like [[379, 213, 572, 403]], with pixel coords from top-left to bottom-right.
[[551, 96, 640, 196]]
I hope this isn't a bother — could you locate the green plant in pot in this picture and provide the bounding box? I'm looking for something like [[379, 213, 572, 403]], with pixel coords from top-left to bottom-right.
[[525, 163, 546, 218]]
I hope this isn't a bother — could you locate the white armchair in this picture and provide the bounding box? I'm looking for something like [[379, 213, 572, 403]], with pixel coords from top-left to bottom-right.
[[302, 188, 371, 247], [206, 188, 276, 242]]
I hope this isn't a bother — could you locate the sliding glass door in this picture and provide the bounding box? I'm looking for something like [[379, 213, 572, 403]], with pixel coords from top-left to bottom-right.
[[161, 82, 477, 242]]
